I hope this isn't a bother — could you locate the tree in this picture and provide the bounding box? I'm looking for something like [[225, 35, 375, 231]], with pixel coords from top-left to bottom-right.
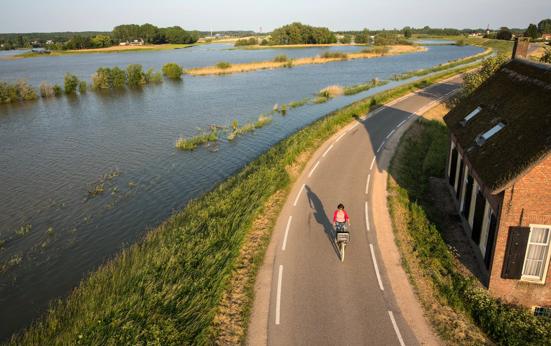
[[140, 23, 160, 44], [403, 27, 412, 39], [162, 63, 183, 79], [270, 22, 337, 45], [524, 24, 540, 39], [339, 35, 352, 44], [64, 73, 79, 94], [462, 55, 508, 96], [354, 29, 370, 44], [538, 19, 551, 34], [496, 27, 513, 41], [91, 35, 112, 48], [126, 64, 146, 87]]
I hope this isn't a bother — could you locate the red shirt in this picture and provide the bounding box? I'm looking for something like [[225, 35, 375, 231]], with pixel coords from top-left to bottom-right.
[[333, 209, 349, 223]]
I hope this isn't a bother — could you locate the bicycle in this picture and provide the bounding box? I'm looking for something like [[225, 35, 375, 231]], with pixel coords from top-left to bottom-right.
[[335, 223, 350, 262]]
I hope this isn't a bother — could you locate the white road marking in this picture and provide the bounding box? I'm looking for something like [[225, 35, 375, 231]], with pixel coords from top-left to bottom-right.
[[365, 201, 370, 232], [407, 113, 415, 120], [322, 144, 334, 158], [388, 311, 406, 346], [370, 244, 384, 291], [376, 141, 385, 153], [370, 157, 376, 171], [293, 184, 305, 206], [282, 216, 293, 251], [350, 123, 359, 130], [308, 161, 320, 178], [396, 119, 407, 128], [365, 174, 371, 195], [386, 129, 396, 139], [335, 132, 347, 142], [275, 265, 283, 325]]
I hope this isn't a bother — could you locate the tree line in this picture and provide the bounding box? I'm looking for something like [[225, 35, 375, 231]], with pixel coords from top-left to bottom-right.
[[0, 24, 199, 51]]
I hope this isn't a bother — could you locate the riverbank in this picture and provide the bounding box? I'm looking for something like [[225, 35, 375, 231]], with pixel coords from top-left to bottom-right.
[[387, 110, 551, 344], [186, 45, 424, 76], [236, 43, 365, 50], [6, 61, 489, 344]]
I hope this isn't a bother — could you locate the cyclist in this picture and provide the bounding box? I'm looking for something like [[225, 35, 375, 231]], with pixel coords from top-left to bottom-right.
[[333, 203, 350, 234]]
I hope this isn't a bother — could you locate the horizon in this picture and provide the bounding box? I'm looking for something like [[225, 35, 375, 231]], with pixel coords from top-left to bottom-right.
[[1, 0, 550, 34]]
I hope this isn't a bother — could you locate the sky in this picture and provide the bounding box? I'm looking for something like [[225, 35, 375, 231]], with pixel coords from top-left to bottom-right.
[[1, 0, 550, 33]]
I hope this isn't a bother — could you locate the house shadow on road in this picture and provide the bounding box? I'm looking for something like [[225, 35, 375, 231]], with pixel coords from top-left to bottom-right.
[[305, 185, 340, 259]]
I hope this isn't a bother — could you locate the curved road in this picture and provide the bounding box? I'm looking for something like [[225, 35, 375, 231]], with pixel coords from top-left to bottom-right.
[[264, 77, 462, 345]]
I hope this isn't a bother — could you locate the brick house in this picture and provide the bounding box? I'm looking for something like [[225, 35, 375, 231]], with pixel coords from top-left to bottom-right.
[[443, 56, 551, 309]]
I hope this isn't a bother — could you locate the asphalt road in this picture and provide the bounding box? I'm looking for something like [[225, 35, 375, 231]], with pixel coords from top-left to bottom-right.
[[266, 77, 462, 345]]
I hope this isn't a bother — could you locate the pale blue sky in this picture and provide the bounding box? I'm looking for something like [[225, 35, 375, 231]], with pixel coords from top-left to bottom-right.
[[2, 0, 550, 33]]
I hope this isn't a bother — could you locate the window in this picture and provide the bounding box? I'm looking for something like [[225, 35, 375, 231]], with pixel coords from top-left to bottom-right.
[[460, 106, 482, 126], [534, 306, 551, 318], [475, 122, 505, 146], [522, 226, 551, 283]]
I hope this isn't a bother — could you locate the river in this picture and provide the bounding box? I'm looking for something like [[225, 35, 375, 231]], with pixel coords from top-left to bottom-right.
[[0, 42, 483, 339]]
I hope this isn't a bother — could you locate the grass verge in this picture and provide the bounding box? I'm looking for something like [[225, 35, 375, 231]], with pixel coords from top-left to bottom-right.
[[387, 118, 551, 345], [8, 64, 485, 345]]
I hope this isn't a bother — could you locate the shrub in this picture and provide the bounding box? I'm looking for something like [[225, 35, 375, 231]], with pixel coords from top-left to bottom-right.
[[162, 63, 183, 79], [234, 37, 258, 46], [126, 64, 146, 87], [255, 115, 272, 128], [216, 61, 232, 69], [319, 85, 344, 98], [39, 82, 55, 98], [283, 60, 293, 68], [540, 48, 551, 64], [461, 55, 508, 96], [0, 81, 18, 103], [92, 68, 113, 90], [260, 39, 269, 46], [64, 73, 79, 94], [145, 68, 163, 84], [339, 35, 352, 44], [371, 46, 390, 55], [320, 51, 348, 59], [273, 54, 288, 62], [16, 80, 37, 101], [79, 81, 88, 93], [175, 128, 218, 150], [53, 84, 63, 96], [111, 67, 127, 88]]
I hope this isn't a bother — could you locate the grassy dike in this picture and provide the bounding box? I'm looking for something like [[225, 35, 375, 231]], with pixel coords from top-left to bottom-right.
[[8, 64, 486, 345], [387, 119, 551, 345]]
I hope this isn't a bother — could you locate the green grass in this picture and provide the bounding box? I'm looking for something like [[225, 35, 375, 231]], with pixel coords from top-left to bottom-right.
[[175, 128, 219, 150], [8, 66, 486, 345], [344, 79, 389, 96], [254, 114, 272, 128], [391, 48, 493, 81], [388, 119, 551, 346]]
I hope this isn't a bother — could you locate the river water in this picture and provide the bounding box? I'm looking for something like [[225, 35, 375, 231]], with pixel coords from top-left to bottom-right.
[[0, 43, 482, 339]]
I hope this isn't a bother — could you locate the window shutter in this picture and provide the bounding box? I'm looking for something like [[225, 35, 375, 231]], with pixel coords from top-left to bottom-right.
[[501, 227, 530, 279]]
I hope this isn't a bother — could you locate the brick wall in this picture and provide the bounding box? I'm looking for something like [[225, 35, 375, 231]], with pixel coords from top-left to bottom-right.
[[489, 155, 551, 307]]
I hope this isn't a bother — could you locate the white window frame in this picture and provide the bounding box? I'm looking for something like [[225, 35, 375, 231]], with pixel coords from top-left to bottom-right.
[[467, 180, 479, 229], [479, 201, 492, 256], [459, 166, 470, 212], [447, 141, 455, 178], [453, 153, 462, 193], [521, 225, 551, 284]]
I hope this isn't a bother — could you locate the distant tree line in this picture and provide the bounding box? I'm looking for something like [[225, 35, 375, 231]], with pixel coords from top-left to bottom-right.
[[0, 24, 199, 51], [112, 24, 199, 44], [269, 22, 337, 45], [523, 19, 551, 39]]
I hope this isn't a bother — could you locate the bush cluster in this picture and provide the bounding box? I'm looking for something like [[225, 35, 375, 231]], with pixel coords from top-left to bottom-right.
[[270, 22, 337, 45], [234, 37, 258, 47], [92, 64, 163, 90], [0, 80, 37, 104], [161, 63, 183, 79]]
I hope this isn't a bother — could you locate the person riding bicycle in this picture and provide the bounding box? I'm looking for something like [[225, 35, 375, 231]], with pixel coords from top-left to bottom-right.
[[333, 203, 350, 235]]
